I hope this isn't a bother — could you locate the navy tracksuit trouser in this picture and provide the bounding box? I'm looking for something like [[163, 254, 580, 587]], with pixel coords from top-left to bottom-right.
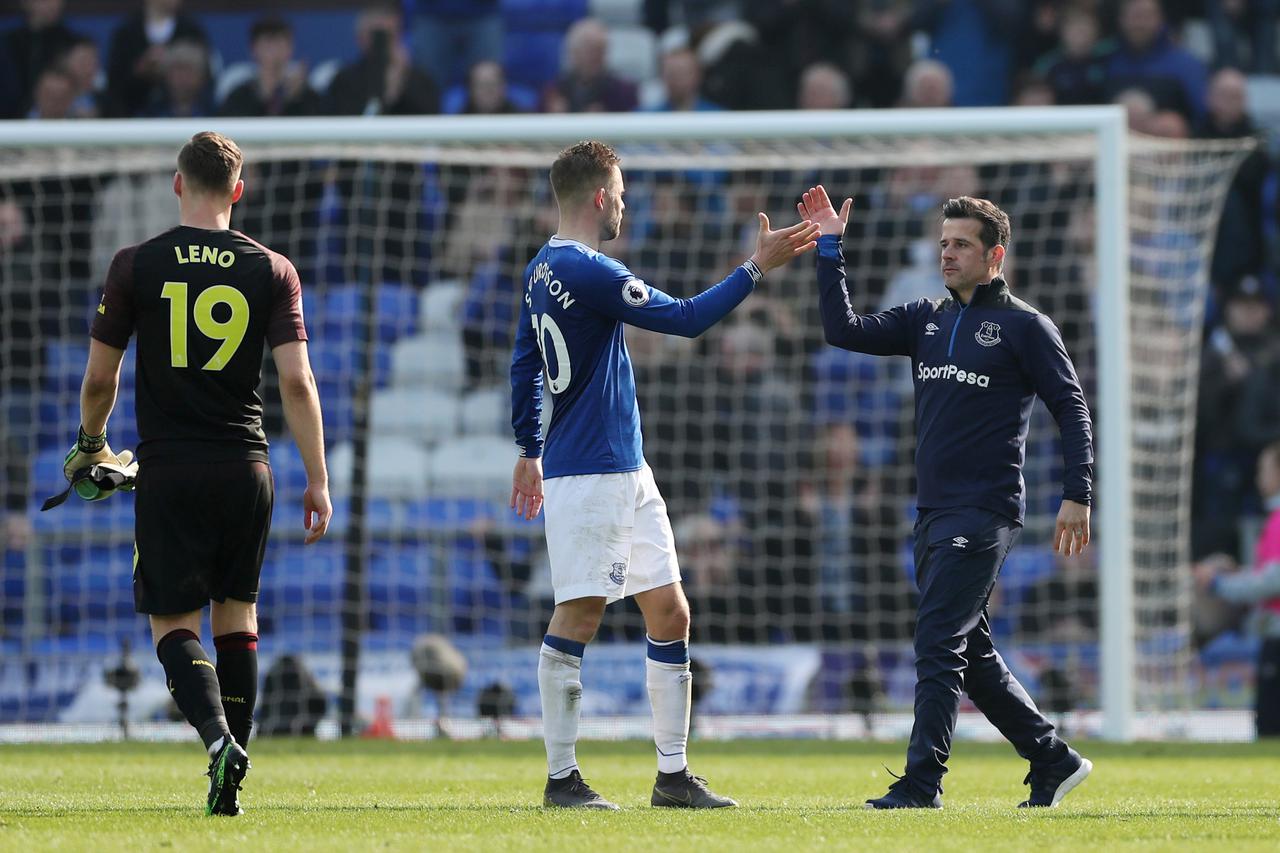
[[904, 507, 1066, 794]]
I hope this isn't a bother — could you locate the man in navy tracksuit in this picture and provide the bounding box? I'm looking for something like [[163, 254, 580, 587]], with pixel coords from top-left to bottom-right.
[[799, 186, 1095, 809]]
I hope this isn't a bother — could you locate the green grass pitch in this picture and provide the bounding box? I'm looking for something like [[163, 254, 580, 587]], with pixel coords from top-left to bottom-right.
[[1, 739, 1278, 851]]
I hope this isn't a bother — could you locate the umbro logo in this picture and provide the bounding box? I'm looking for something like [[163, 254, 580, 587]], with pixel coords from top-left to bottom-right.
[[925, 322, 939, 336], [951, 536, 968, 548]]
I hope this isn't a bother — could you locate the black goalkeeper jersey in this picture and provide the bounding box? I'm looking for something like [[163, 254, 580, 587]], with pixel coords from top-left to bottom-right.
[[91, 225, 307, 464]]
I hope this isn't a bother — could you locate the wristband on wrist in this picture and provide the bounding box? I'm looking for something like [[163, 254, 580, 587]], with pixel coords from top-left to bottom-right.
[[742, 258, 763, 283], [77, 425, 107, 453]]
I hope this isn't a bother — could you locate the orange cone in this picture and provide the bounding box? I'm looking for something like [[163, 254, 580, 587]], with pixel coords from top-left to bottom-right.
[[363, 695, 397, 739]]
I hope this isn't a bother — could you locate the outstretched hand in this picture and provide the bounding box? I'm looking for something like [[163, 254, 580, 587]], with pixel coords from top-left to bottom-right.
[[796, 185, 853, 237], [749, 213, 821, 275]]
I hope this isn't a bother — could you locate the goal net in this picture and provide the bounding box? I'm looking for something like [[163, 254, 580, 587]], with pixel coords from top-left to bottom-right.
[[0, 113, 1252, 740]]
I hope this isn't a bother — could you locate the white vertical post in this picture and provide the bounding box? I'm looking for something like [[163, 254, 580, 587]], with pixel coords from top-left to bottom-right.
[[1094, 109, 1135, 741]]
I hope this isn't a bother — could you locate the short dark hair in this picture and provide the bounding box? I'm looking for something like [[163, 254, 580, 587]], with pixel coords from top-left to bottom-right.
[[177, 131, 243, 196], [550, 140, 620, 205], [942, 196, 1011, 254], [250, 16, 292, 43]]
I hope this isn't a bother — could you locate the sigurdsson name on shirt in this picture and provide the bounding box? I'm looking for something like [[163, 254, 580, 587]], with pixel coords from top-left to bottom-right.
[[527, 261, 577, 311]]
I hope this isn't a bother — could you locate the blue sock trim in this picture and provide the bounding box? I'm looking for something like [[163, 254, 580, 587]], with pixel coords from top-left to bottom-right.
[[646, 636, 689, 665], [543, 634, 585, 658]]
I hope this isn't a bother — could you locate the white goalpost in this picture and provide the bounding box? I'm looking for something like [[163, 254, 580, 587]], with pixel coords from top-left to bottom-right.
[[0, 109, 1251, 742]]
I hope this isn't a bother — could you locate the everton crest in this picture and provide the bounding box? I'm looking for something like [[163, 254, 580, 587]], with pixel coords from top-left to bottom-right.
[[975, 321, 1001, 347]]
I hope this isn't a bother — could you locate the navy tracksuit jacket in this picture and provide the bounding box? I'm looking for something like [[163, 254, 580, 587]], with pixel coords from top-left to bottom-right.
[[815, 234, 1095, 792]]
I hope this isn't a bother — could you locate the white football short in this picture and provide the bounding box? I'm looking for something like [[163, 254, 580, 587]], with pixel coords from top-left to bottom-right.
[[541, 462, 681, 604]]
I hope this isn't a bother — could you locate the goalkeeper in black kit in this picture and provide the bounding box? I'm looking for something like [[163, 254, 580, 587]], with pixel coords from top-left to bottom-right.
[[72, 131, 331, 815], [799, 186, 1095, 809]]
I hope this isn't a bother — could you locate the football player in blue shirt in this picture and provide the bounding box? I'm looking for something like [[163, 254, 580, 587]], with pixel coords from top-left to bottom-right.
[[510, 141, 818, 809]]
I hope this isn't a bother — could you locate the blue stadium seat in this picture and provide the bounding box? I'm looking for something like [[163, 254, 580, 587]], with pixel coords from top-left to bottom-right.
[[367, 544, 436, 638], [501, 0, 588, 30], [41, 542, 136, 633], [503, 31, 565, 89], [449, 555, 507, 637], [257, 541, 343, 635], [317, 280, 417, 343], [403, 497, 494, 533], [267, 439, 308, 503]]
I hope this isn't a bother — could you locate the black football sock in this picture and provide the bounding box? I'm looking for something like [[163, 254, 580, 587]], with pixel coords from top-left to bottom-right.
[[156, 629, 230, 751], [214, 631, 259, 749]]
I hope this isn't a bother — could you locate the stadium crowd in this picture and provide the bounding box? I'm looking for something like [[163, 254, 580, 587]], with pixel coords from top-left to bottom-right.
[[1, 0, 1278, 703]]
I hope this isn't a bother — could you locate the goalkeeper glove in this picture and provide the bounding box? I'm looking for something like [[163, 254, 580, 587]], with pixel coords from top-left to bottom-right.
[[53, 426, 138, 504]]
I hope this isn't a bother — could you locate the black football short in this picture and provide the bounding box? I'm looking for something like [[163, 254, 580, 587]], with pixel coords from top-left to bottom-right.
[[133, 460, 273, 615]]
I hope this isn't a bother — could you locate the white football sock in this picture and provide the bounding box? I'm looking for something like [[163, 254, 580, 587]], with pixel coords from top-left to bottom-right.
[[539, 644, 583, 779], [646, 656, 692, 774]]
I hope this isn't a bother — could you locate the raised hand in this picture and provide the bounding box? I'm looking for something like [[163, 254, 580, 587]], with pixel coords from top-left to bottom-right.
[[796, 185, 853, 237], [748, 213, 821, 275]]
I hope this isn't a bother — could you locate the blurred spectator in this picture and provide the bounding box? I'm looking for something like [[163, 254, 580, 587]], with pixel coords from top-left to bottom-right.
[[543, 18, 638, 113], [1194, 277, 1277, 556], [674, 512, 748, 643], [911, 0, 1021, 106], [800, 422, 912, 641], [708, 320, 815, 640], [1011, 76, 1055, 106], [327, 2, 439, 116], [1018, 552, 1098, 642], [1014, 0, 1065, 74], [146, 39, 213, 118], [325, 6, 439, 287], [852, 0, 914, 108], [452, 167, 537, 386], [219, 17, 321, 118], [797, 61, 852, 110], [1205, 0, 1278, 74], [1104, 0, 1208, 122], [1196, 439, 1280, 736], [1114, 85, 1158, 132], [1197, 68, 1269, 298], [0, 199, 37, 551], [1236, 340, 1280, 461], [899, 58, 954, 108], [458, 60, 523, 114], [61, 35, 105, 118], [649, 47, 720, 112], [2, 0, 79, 119], [26, 66, 76, 120], [407, 0, 503, 89], [1032, 5, 1112, 106], [0, 42, 19, 122], [1147, 108, 1189, 139], [105, 0, 208, 118], [220, 18, 323, 283], [743, 0, 856, 109], [691, 20, 790, 111], [1191, 551, 1249, 647]]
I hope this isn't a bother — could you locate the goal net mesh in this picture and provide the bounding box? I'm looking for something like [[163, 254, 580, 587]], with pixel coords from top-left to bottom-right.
[[0, 127, 1251, 735]]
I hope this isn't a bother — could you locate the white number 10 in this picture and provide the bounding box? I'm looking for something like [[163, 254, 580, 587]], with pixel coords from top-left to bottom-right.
[[531, 312, 571, 394]]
